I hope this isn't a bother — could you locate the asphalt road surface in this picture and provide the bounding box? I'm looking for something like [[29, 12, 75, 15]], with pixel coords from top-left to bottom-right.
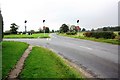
[[4, 33, 119, 78]]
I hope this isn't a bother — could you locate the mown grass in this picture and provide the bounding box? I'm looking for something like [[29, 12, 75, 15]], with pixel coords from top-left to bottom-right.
[[20, 46, 82, 78], [2, 41, 29, 79], [58, 32, 120, 45], [4, 33, 50, 38]]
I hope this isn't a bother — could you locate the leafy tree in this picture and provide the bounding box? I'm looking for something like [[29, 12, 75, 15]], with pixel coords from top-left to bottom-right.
[[39, 27, 43, 33], [70, 25, 77, 32], [52, 30, 54, 33], [10, 23, 19, 34], [60, 24, 69, 33], [103, 27, 108, 31], [45, 27, 50, 33], [82, 28, 86, 31], [91, 28, 95, 31], [30, 30, 35, 34]]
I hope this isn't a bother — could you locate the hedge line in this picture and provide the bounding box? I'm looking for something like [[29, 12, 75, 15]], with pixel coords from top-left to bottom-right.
[[84, 31, 116, 39], [66, 32, 77, 35]]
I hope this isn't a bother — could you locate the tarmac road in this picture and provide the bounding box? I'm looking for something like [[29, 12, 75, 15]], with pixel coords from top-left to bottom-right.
[[4, 33, 119, 78]]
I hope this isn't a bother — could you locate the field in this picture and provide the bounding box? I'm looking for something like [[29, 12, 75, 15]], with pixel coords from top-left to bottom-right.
[[58, 32, 120, 45], [4, 33, 50, 38], [2, 41, 29, 79], [20, 46, 82, 78]]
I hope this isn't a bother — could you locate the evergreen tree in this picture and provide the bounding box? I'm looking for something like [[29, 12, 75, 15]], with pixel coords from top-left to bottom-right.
[[10, 23, 19, 34]]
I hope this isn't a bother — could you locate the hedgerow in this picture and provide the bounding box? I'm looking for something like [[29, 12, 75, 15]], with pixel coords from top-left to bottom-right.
[[66, 32, 77, 35], [84, 31, 116, 39]]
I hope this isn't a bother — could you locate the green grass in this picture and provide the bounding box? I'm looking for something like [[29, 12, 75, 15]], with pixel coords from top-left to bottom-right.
[[4, 33, 50, 38], [20, 46, 82, 78], [58, 32, 120, 45], [2, 41, 29, 79]]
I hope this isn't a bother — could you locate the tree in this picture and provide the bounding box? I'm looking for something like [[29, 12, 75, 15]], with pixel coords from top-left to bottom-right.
[[60, 24, 69, 33], [45, 27, 50, 33], [39, 27, 43, 33], [30, 30, 35, 34], [91, 28, 95, 31], [103, 27, 108, 31], [52, 30, 54, 33], [70, 25, 77, 32], [10, 23, 19, 34], [82, 28, 86, 31]]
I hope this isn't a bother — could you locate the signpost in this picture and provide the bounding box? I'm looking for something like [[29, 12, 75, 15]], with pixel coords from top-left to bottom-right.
[[43, 20, 45, 36], [24, 20, 27, 34], [77, 20, 80, 36]]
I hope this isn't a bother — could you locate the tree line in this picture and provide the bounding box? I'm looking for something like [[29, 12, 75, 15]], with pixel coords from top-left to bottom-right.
[[59, 24, 120, 33], [59, 24, 86, 33], [95, 26, 120, 31], [4, 23, 52, 35]]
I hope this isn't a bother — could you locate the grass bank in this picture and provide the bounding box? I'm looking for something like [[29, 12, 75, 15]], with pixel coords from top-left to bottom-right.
[[58, 33, 120, 45], [20, 46, 82, 78], [4, 33, 50, 38], [2, 41, 29, 79]]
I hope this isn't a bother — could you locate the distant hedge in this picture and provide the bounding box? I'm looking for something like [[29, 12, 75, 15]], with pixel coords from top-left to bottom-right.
[[66, 32, 77, 35], [84, 31, 116, 39]]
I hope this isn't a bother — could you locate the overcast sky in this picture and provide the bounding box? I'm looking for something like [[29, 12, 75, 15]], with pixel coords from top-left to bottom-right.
[[1, 0, 119, 31]]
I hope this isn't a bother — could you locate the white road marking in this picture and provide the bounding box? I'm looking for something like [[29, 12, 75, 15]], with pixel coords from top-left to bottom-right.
[[65, 42, 93, 50], [79, 46, 93, 50], [46, 38, 51, 41]]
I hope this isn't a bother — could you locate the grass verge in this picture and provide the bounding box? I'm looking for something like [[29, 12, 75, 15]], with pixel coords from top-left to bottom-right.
[[4, 33, 50, 38], [58, 33, 120, 45], [20, 46, 82, 78], [2, 41, 29, 79]]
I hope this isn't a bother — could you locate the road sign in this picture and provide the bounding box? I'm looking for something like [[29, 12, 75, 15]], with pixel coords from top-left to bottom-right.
[[43, 20, 45, 23], [24, 20, 27, 23], [77, 20, 79, 23]]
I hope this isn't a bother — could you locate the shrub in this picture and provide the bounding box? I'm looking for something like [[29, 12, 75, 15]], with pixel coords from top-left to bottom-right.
[[22, 32, 26, 34], [115, 36, 120, 40], [118, 32, 120, 35], [66, 32, 77, 35], [4, 31, 11, 35], [83, 32, 92, 37]]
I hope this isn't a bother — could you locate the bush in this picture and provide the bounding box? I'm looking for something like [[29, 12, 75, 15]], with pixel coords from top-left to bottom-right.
[[22, 32, 26, 34], [4, 31, 11, 35], [66, 32, 77, 35], [84, 31, 115, 39], [83, 32, 92, 37], [118, 32, 120, 35]]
